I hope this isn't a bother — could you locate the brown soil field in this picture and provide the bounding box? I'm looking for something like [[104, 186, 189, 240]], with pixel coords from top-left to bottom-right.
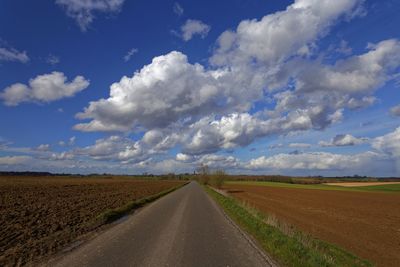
[[224, 184, 400, 267], [0, 176, 185, 266], [324, 181, 400, 187]]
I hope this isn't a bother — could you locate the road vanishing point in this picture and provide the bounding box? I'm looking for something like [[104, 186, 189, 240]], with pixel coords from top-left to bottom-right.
[[48, 181, 275, 267]]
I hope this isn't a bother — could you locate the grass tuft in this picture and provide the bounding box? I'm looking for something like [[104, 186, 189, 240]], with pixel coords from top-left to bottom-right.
[[205, 186, 372, 267]]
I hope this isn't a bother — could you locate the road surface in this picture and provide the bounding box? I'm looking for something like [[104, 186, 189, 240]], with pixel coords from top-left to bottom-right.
[[48, 182, 274, 267]]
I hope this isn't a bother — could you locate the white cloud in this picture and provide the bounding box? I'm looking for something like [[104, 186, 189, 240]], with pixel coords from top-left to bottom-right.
[[69, 136, 76, 146], [35, 144, 51, 152], [248, 151, 381, 170], [56, 0, 125, 31], [197, 154, 241, 169], [0, 156, 32, 165], [176, 153, 192, 162], [335, 40, 353, 55], [373, 127, 400, 157], [74, 135, 168, 163], [74, 51, 227, 132], [210, 0, 363, 66], [293, 39, 400, 95], [73, 0, 400, 163], [173, 2, 184, 16], [180, 19, 211, 41], [0, 140, 12, 150], [390, 105, 400, 116], [269, 143, 284, 150], [0, 46, 29, 63], [46, 54, 60, 65], [0, 72, 89, 106], [319, 134, 368, 147], [59, 136, 76, 147], [75, 0, 370, 136], [346, 96, 376, 109], [76, 135, 127, 160], [182, 113, 274, 155], [49, 152, 74, 161], [123, 48, 138, 62], [181, 110, 330, 155], [288, 143, 311, 148]]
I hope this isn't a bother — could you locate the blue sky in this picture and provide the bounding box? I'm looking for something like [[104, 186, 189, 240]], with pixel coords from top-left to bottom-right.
[[1, 0, 400, 176]]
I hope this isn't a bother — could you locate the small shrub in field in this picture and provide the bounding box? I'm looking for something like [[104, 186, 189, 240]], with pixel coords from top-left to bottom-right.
[[210, 170, 227, 189]]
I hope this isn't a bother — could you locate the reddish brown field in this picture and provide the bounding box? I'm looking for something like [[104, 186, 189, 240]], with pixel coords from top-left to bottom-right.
[[224, 183, 400, 267], [0, 176, 185, 266]]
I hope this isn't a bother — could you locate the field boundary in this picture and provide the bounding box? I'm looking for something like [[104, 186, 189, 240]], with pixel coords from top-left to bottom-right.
[[205, 186, 372, 267], [96, 182, 189, 224]]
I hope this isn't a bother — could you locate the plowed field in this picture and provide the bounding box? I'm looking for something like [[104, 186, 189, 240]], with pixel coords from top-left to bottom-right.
[[224, 183, 400, 267], [0, 176, 184, 266]]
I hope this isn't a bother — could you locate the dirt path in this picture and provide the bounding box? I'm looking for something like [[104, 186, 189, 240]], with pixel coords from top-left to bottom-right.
[[224, 184, 400, 267]]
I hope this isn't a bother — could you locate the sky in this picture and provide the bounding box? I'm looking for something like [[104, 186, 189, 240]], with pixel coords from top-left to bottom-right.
[[1, 0, 400, 176]]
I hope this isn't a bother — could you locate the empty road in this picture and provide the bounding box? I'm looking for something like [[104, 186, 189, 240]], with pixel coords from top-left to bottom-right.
[[48, 182, 274, 267]]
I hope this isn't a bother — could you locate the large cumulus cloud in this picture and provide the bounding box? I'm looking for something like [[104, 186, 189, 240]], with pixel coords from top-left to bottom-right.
[[69, 0, 400, 174]]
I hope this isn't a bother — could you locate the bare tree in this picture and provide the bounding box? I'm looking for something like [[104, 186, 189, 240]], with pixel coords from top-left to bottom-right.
[[211, 169, 227, 189], [197, 164, 210, 185]]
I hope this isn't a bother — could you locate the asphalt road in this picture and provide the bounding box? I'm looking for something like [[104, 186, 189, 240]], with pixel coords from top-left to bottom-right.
[[48, 182, 274, 267]]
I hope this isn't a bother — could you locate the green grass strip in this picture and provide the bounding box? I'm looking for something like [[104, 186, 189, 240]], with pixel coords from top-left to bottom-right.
[[227, 181, 400, 193], [205, 186, 372, 267], [97, 182, 188, 223]]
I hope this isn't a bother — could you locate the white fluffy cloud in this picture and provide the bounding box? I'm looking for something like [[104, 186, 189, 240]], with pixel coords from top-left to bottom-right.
[[173, 2, 184, 16], [319, 134, 368, 147], [0, 46, 29, 63], [176, 153, 192, 162], [248, 151, 381, 171], [1, 72, 89, 106], [46, 54, 60, 65], [75, 0, 375, 137], [0, 156, 32, 165], [269, 143, 284, 150], [35, 144, 51, 152], [181, 109, 343, 155], [346, 96, 376, 109], [288, 143, 311, 148], [75, 135, 129, 160], [180, 19, 211, 41], [56, 0, 125, 31], [373, 127, 400, 157], [210, 0, 363, 66], [49, 152, 74, 161], [293, 39, 400, 94], [390, 105, 400, 116], [72, 0, 400, 168], [74, 134, 175, 163], [74, 51, 228, 132], [123, 48, 138, 62]]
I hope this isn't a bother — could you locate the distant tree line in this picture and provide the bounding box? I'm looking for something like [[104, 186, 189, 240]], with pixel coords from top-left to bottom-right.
[[1, 171, 399, 183]]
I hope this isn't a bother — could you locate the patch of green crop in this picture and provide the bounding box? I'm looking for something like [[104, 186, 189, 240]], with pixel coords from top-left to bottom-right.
[[351, 183, 400, 192], [226, 181, 400, 193]]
